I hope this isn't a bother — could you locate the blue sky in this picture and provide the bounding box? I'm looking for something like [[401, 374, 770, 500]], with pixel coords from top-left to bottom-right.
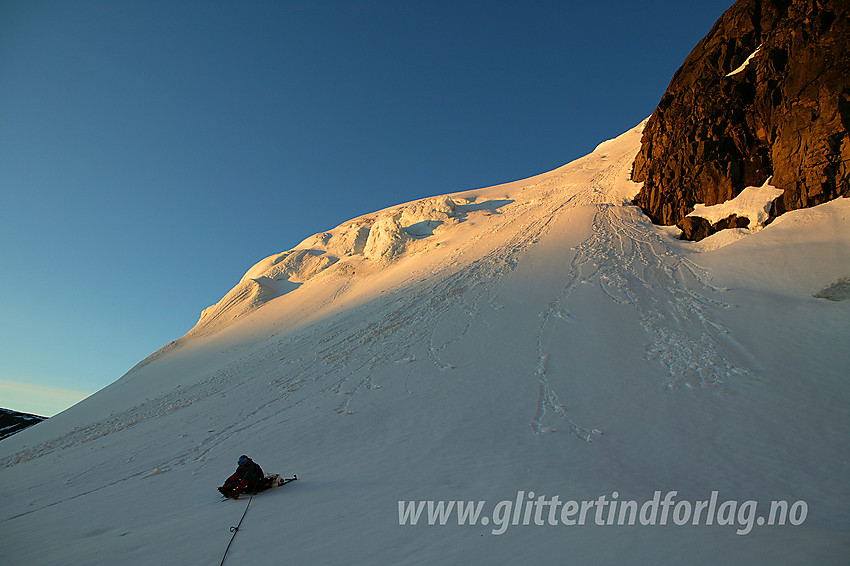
[[0, 0, 733, 416]]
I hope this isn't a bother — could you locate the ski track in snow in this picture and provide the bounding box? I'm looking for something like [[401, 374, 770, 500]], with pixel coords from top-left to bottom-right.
[[310, 142, 754, 442], [575, 205, 748, 389], [0, 126, 760, 488], [490, 146, 752, 440]]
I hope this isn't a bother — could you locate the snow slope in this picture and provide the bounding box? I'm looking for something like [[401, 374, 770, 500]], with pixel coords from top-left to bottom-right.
[[1, 122, 848, 565]]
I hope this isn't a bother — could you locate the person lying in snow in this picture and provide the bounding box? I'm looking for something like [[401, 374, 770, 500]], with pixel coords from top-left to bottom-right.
[[218, 455, 264, 499]]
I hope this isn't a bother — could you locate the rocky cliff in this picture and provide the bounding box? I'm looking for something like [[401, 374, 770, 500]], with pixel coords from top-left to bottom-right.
[[632, 0, 850, 240]]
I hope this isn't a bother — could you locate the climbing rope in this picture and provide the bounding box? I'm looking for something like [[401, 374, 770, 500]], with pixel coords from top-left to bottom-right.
[[219, 491, 255, 566]]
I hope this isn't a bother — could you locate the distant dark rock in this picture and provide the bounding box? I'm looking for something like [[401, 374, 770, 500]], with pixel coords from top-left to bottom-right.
[[679, 213, 751, 240], [0, 408, 47, 441], [679, 216, 715, 241], [714, 213, 752, 231], [632, 0, 850, 240], [814, 276, 850, 300]]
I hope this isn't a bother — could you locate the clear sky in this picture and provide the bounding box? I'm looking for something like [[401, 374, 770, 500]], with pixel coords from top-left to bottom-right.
[[0, 0, 734, 417]]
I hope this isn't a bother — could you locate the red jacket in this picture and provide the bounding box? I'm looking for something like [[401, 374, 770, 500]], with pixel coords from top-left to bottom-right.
[[226, 459, 264, 487]]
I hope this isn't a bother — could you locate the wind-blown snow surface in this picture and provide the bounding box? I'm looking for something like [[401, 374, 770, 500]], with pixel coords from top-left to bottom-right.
[[2, 123, 849, 565]]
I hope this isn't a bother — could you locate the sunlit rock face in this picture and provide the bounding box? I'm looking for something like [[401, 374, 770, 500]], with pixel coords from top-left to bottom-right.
[[632, 0, 850, 240]]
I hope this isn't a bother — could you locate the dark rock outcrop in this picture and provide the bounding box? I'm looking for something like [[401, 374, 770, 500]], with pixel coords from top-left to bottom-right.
[[679, 213, 751, 240], [814, 276, 850, 300], [632, 0, 850, 240], [0, 408, 47, 441]]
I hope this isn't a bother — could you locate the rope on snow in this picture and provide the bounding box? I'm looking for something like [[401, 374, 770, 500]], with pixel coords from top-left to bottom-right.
[[219, 492, 255, 566]]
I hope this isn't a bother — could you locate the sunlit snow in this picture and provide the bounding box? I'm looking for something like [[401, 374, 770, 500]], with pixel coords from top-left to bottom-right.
[[2, 122, 848, 565]]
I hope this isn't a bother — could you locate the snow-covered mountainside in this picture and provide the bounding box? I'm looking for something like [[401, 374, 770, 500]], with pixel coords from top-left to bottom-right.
[[1, 123, 848, 565]]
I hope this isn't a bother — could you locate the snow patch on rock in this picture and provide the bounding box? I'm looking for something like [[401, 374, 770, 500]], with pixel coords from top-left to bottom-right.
[[687, 177, 784, 231], [726, 44, 762, 77]]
